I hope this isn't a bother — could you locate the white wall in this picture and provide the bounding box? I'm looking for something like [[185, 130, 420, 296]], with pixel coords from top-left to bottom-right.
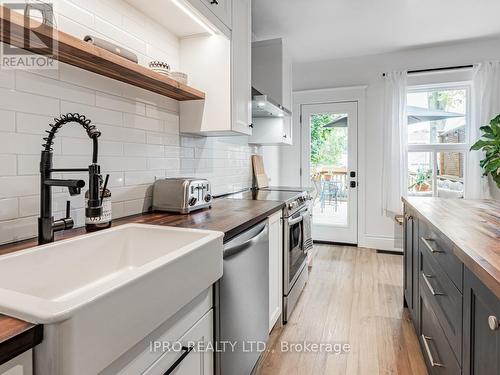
[[268, 37, 500, 250], [0, 0, 258, 245]]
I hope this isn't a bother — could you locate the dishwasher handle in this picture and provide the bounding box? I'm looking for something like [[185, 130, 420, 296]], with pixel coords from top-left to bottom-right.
[[223, 223, 268, 258]]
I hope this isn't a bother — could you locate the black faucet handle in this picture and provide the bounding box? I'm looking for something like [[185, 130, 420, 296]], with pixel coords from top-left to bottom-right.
[[65, 200, 71, 219]]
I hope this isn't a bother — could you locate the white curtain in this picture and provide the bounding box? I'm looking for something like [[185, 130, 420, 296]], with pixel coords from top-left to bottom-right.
[[466, 62, 500, 199], [382, 71, 408, 216]]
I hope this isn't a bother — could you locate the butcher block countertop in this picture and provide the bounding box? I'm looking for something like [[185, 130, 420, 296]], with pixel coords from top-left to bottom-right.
[[403, 197, 500, 297], [0, 197, 284, 365], [0, 315, 42, 365]]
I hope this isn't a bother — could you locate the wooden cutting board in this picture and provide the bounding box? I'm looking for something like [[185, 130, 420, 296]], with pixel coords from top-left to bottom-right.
[[251, 155, 269, 188]]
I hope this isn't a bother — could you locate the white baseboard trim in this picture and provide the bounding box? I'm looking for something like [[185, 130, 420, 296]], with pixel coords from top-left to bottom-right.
[[358, 234, 403, 253]]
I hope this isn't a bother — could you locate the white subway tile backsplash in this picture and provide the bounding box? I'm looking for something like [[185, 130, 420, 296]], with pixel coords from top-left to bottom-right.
[[147, 157, 181, 171], [123, 113, 166, 132], [16, 71, 95, 105], [0, 198, 18, 220], [70, 0, 122, 26], [100, 156, 148, 171], [61, 101, 123, 126], [98, 124, 146, 144], [121, 86, 179, 113], [57, 14, 95, 41], [94, 16, 147, 55], [17, 155, 39, 175], [145, 105, 180, 131], [96, 92, 146, 115], [53, 0, 95, 28], [0, 155, 16, 175], [16, 113, 54, 135], [124, 143, 164, 157], [3, 133, 61, 155], [0, 69, 15, 89], [124, 170, 165, 186], [59, 64, 125, 96], [112, 184, 151, 202], [0, 175, 38, 198], [0, 216, 38, 244], [0, 0, 256, 245], [0, 110, 15, 132], [0, 88, 60, 116], [62, 138, 123, 156]]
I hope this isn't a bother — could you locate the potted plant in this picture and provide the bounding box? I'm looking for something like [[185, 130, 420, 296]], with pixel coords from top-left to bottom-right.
[[409, 167, 432, 192], [470, 114, 500, 188]]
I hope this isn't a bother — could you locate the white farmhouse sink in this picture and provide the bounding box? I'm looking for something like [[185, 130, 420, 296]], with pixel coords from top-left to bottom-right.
[[0, 224, 223, 375]]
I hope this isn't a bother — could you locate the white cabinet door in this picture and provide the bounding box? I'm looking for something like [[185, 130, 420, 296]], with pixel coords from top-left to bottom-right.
[[249, 117, 290, 145], [200, 0, 232, 29], [231, 0, 252, 135], [143, 310, 213, 375], [0, 350, 33, 375], [268, 211, 283, 332]]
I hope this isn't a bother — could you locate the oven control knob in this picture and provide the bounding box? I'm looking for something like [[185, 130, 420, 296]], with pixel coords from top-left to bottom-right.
[[205, 194, 212, 202], [189, 197, 198, 206], [288, 203, 294, 210]]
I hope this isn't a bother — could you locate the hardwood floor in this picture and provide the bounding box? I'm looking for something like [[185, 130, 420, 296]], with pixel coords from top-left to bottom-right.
[[256, 245, 428, 375]]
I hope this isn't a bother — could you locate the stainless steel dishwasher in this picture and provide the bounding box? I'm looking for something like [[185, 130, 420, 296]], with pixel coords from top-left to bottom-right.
[[215, 220, 269, 375]]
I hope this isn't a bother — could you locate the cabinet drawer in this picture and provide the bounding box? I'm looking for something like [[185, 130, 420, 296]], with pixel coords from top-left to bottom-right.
[[420, 249, 462, 362], [144, 309, 213, 375], [419, 220, 463, 291], [419, 291, 461, 375]]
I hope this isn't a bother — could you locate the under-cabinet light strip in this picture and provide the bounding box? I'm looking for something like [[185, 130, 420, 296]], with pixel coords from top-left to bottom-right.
[[170, 0, 218, 35]]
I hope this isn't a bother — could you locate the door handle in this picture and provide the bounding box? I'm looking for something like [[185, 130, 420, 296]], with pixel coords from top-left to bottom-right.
[[287, 216, 303, 225], [421, 237, 443, 254], [422, 273, 445, 296], [421, 335, 444, 367], [223, 224, 268, 258]]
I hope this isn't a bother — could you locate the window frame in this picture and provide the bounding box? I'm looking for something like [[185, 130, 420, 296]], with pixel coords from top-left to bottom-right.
[[406, 81, 472, 197]]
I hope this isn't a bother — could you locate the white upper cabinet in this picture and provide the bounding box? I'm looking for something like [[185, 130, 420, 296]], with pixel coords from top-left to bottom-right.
[[249, 117, 292, 145], [231, 0, 252, 135], [250, 38, 293, 144], [179, 0, 252, 136], [200, 0, 232, 30], [186, 0, 232, 37]]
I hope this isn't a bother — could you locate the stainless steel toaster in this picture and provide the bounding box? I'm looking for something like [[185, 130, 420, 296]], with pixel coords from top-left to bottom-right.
[[152, 178, 212, 213]]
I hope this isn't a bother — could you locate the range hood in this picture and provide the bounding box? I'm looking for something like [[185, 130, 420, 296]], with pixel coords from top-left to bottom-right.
[[252, 87, 292, 118]]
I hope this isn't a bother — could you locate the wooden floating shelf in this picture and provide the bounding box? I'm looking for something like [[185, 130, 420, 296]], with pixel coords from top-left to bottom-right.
[[0, 6, 205, 101]]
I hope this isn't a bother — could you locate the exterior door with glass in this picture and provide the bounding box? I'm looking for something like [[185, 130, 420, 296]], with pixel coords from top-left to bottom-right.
[[301, 101, 358, 244]]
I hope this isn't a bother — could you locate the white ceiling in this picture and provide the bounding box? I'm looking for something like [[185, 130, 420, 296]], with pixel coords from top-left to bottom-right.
[[252, 0, 500, 63]]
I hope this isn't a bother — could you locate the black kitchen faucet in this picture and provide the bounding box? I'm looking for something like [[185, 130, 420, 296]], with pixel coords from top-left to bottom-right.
[[38, 113, 104, 245]]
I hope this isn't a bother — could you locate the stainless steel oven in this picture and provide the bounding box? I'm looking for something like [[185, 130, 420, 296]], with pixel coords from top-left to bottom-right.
[[283, 203, 311, 323]]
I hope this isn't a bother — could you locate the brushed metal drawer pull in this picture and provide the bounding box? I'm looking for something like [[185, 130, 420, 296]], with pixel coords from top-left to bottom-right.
[[421, 237, 443, 254], [422, 273, 445, 296], [421, 335, 444, 367]]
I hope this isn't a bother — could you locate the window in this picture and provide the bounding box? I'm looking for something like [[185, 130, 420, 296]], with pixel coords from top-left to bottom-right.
[[406, 83, 470, 198]]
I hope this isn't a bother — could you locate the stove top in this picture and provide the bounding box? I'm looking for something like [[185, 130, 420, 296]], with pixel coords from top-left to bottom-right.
[[225, 189, 303, 203], [260, 186, 305, 192]]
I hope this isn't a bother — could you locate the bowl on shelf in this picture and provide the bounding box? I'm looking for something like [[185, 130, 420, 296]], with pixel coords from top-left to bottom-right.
[[148, 61, 171, 76], [170, 71, 188, 85]]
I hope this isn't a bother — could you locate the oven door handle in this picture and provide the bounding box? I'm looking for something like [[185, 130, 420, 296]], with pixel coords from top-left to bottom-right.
[[287, 216, 304, 225]]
